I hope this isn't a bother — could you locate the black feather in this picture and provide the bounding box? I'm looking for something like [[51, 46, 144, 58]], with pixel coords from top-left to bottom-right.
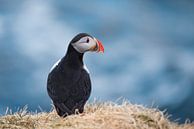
[[70, 33, 92, 44]]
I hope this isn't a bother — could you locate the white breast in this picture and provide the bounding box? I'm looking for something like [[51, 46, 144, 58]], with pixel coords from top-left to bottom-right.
[[83, 64, 90, 74], [50, 59, 61, 72]]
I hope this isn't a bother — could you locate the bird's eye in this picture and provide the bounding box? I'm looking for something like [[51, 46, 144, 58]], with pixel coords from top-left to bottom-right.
[[86, 38, 89, 43]]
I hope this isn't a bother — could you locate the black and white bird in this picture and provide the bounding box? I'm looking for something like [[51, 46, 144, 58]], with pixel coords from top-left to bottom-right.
[[47, 33, 104, 117]]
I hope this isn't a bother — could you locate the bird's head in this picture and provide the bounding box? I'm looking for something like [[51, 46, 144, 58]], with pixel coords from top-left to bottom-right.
[[70, 33, 104, 53]]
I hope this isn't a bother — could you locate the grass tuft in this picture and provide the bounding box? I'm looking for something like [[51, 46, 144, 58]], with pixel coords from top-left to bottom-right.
[[0, 101, 193, 129]]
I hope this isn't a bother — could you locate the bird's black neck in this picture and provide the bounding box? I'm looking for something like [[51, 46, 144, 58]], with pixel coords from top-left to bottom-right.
[[62, 44, 84, 69]]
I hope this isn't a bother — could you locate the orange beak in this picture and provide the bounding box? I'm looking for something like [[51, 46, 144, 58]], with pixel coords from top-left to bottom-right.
[[96, 39, 104, 53]]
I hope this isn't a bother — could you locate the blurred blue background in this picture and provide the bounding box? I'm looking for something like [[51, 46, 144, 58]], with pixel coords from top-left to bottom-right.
[[0, 0, 194, 123]]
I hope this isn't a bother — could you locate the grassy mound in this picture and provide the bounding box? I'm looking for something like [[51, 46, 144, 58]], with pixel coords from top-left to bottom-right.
[[0, 101, 193, 129]]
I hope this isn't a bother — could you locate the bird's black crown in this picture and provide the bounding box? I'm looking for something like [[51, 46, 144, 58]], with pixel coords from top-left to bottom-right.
[[70, 33, 92, 44]]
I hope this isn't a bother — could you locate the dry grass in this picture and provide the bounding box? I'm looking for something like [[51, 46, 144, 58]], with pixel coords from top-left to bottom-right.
[[0, 101, 193, 129]]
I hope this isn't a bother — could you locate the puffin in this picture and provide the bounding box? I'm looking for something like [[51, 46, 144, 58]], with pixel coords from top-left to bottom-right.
[[47, 33, 104, 117]]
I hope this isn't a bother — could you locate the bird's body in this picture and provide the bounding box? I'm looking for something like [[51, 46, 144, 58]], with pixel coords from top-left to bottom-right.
[[47, 33, 104, 117]]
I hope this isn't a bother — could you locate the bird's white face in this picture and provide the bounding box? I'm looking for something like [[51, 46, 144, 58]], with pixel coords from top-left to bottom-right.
[[71, 36, 104, 53]]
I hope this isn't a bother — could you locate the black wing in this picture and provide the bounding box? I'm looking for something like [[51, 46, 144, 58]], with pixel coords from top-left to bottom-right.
[[58, 69, 91, 115], [70, 69, 91, 103], [47, 63, 82, 103], [47, 66, 91, 116]]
